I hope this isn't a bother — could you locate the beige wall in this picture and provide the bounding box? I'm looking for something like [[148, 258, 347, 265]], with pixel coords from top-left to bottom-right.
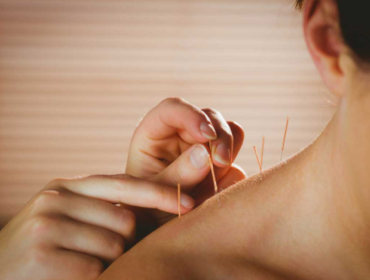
[[0, 0, 336, 227]]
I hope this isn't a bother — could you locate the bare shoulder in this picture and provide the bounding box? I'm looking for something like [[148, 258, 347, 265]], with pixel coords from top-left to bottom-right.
[[99, 160, 305, 280]]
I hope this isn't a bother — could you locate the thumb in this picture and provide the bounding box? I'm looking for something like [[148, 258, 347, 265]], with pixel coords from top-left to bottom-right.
[[151, 144, 211, 192]]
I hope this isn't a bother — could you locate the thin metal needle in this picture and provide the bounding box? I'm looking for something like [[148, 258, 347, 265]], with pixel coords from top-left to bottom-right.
[[281, 117, 289, 161]]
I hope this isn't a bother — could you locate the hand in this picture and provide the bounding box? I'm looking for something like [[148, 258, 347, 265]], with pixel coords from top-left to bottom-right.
[[0, 174, 194, 280], [126, 98, 246, 228]]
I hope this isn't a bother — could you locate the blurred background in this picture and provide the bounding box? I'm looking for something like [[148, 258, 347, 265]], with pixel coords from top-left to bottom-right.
[[0, 0, 336, 227]]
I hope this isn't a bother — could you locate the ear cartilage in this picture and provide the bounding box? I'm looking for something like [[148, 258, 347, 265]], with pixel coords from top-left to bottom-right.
[[177, 183, 181, 219], [253, 146, 262, 172], [280, 117, 290, 162]]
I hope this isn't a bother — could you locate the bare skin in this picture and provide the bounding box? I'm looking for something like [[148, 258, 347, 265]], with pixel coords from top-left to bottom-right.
[[99, 69, 370, 280], [124, 98, 246, 233], [0, 101, 245, 280], [99, 0, 370, 279]]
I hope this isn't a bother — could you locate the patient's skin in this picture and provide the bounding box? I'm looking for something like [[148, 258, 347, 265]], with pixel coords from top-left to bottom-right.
[[100, 95, 370, 279], [100, 1, 370, 279]]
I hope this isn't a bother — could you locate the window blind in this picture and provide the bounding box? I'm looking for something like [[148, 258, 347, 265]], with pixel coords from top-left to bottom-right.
[[0, 0, 335, 227]]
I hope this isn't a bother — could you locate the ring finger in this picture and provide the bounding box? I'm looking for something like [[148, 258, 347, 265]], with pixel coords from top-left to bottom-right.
[[43, 215, 125, 263], [32, 189, 136, 244]]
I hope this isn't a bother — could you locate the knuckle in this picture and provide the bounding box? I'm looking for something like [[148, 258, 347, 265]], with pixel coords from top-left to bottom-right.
[[27, 246, 49, 268], [44, 178, 64, 189], [169, 163, 184, 183], [28, 216, 56, 237], [202, 108, 219, 115], [162, 97, 185, 106], [114, 208, 136, 235], [228, 121, 243, 130], [31, 190, 60, 212], [109, 236, 125, 259], [122, 209, 136, 232], [222, 124, 233, 136], [86, 259, 104, 279]]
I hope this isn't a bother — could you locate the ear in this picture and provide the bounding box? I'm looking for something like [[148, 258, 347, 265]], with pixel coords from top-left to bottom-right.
[[303, 0, 346, 96]]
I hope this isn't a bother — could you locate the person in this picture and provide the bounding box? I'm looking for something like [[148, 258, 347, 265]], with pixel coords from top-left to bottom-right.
[[0, 98, 245, 279], [97, 0, 370, 279]]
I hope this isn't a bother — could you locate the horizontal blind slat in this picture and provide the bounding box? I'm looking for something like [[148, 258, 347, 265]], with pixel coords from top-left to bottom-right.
[[0, 0, 334, 227]]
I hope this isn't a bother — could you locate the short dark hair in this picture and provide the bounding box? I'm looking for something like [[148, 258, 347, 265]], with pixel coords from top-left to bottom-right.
[[295, 0, 304, 10], [296, 0, 370, 64]]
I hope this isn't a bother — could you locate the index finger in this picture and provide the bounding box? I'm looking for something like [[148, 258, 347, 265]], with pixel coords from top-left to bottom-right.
[[46, 175, 195, 215], [136, 97, 217, 143]]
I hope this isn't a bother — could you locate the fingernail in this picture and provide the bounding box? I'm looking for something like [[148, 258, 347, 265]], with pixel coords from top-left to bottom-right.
[[214, 143, 231, 166], [180, 194, 195, 209], [189, 144, 210, 169], [200, 123, 217, 140]]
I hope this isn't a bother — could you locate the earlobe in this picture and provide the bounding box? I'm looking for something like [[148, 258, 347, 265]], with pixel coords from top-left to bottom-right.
[[303, 0, 346, 96]]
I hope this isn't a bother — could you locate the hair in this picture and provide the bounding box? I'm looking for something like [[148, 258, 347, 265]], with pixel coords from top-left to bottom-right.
[[296, 0, 370, 64]]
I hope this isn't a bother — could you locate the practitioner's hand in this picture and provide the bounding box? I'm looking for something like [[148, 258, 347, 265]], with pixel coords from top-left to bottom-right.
[[126, 98, 246, 229], [0, 174, 194, 280]]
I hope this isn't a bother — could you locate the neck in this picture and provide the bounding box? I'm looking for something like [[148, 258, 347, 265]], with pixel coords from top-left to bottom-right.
[[100, 61, 370, 280], [251, 112, 369, 279], [167, 89, 370, 279], [229, 82, 370, 278]]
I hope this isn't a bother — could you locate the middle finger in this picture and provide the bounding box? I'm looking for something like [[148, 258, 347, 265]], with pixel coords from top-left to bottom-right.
[[202, 108, 233, 168], [33, 189, 136, 244]]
